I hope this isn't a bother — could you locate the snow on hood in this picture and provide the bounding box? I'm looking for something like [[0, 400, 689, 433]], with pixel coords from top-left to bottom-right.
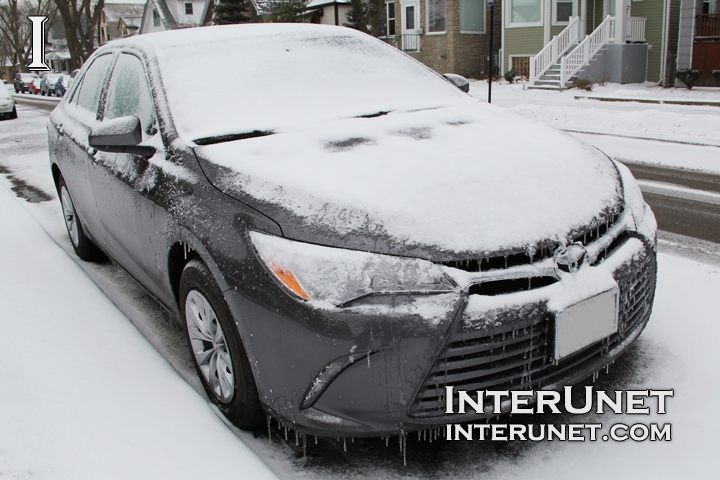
[[196, 102, 622, 257]]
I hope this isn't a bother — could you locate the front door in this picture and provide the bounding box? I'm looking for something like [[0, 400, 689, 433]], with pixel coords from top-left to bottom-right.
[[401, 1, 420, 51]]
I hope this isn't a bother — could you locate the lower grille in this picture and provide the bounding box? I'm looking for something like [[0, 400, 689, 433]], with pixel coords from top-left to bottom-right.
[[409, 242, 656, 418]]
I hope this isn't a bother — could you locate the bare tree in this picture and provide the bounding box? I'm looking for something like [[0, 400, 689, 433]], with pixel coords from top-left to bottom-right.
[[0, 0, 57, 73], [346, 0, 385, 37], [54, 0, 104, 70]]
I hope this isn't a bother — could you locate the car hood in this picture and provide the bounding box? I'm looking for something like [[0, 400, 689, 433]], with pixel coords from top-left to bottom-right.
[[194, 102, 622, 260]]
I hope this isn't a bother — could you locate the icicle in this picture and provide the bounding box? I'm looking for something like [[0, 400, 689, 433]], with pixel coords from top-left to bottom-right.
[[303, 433, 307, 459], [402, 431, 407, 467], [284, 426, 288, 441], [315, 436, 318, 445], [295, 430, 299, 447], [343, 438, 347, 452], [352, 437, 355, 443], [418, 431, 421, 441], [399, 435, 402, 453], [267, 416, 272, 441], [386, 436, 389, 447], [367, 350, 371, 368]]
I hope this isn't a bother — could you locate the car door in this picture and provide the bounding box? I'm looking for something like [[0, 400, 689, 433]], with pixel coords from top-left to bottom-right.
[[88, 52, 172, 306], [50, 53, 116, 245]]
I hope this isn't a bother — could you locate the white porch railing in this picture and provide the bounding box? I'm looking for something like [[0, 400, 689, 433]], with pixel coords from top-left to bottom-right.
[[529, 16, 581, 83], [401, 34, 421, 52], [559, 15, 616, 88], [626, 17, 646, 42]]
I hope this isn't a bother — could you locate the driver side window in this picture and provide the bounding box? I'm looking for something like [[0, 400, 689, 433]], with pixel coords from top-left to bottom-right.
[[104, 54, 157, 138]]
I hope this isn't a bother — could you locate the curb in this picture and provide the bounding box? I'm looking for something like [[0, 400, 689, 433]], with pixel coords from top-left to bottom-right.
[[12, 93, 61, 111], [574, 95, 720, 107]]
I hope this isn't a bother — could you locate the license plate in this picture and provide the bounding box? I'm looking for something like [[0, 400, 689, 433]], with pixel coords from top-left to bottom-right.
[[555, 289, 618, 360]]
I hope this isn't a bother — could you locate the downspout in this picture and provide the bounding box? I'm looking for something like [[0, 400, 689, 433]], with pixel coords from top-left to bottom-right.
[[660, 0, 670, 85], [334, 3, 339, 25], [500, 0, 505, 73]]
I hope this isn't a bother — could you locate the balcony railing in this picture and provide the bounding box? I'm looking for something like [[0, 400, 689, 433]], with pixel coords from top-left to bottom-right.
[[379, 34, 421, 52], [696, 13, 720, 39], [626, 17, 646, 42]]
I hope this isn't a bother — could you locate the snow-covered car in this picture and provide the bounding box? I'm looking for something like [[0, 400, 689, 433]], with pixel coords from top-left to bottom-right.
[[27, 77, 42, 94], [14, 72, 38, 93], [40, 73, 62, 96], [0, 82, 17, 119], [47, 24, 657, 438]]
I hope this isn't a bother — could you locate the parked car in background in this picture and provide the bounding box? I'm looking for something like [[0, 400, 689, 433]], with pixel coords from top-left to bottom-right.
[[0, 82, 17, 119], [40, 73, 63, 96], [48, 24, 657, 438], [14, 73, 38, 93], [27, 77, 42, 94], [54, 75, 70, 97]]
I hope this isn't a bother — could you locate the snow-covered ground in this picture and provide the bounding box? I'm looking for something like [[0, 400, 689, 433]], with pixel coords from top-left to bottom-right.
[[469, 81, 720, 174], [2, 84, 720, 478]]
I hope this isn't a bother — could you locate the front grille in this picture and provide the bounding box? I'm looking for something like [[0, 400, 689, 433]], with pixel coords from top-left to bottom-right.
[[441, 210, 623, 273], [409, 241, 655, 418]]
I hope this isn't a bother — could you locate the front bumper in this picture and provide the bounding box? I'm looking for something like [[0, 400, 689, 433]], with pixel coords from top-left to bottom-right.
[[227, 210, 657, 437]]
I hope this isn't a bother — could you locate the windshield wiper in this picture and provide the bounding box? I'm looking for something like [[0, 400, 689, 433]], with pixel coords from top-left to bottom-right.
[[356, 111, 390, 118], [194, 130, 273, 146]]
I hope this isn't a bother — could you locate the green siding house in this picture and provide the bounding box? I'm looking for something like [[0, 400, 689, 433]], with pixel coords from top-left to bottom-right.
[[501, 0, 681, 89]]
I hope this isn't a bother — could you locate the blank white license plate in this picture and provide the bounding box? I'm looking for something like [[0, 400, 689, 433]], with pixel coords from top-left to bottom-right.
[[555, 289, 618, 360]]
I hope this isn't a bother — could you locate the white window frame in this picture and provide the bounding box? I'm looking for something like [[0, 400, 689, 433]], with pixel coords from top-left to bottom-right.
[[426, 0, 447, 34], [386, 2, 396, 37], [506, 0, 544, 28], [551, 0, 576, 26], [460, 0, 486, 34]]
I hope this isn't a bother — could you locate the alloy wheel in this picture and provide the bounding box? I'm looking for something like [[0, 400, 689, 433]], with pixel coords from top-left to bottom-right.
[[60, 186, 79, 247], [185, 290, 235, 403]]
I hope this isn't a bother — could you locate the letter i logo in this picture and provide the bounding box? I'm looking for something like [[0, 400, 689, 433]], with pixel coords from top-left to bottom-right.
[[27, 16, 50, 72]]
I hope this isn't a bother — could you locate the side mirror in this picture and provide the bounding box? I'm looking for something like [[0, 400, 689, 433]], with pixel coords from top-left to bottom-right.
[[89, 116, 156, 156], [443, 73, 470, 93]]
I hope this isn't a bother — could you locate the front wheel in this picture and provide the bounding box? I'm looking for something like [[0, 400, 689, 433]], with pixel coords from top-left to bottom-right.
[[179, 259, 264, 429], [58, 176, 104, 261]]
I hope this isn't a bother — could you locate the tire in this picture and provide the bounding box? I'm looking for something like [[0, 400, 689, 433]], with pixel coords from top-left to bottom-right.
[[57, 176, 104, 261], [9, 107, 17, 119], [179, 259, 264, 429]]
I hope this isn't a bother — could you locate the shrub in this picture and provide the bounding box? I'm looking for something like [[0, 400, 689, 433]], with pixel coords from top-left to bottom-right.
[[504, 68, 518, 84], [594, 72, 610, 87], [574, 78, 593, 91], [675, 69, 701, 89], [713, 70, 720, 84]]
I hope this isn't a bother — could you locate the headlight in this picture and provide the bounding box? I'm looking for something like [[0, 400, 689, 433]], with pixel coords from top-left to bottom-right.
[[249, 231, 457, 307]]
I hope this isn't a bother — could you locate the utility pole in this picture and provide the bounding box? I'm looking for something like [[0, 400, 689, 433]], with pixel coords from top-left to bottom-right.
[[487, 0, 494, 103]]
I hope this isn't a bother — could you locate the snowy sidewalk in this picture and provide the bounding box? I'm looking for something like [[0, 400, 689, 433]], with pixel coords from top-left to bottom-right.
[[0, 179, 277, 479]]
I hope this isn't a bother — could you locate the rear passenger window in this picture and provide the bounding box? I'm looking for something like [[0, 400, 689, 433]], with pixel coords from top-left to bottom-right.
[[104, 54, 157, 137], [75, 54, 114, 116]]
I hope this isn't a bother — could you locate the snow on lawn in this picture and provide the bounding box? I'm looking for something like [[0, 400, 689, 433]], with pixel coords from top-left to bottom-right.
[[0, 180, 276, 480]]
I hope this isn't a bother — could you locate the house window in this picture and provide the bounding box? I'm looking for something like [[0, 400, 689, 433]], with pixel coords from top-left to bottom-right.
[[510, 0, 542, 25], [406, 5, 415, 29], [387, 2, 396, 36], [185, 2, 193, 14], [427, 0, 446, 32], [153, 9, 160, 26], [553, 0, 575, 24], [460, 0, 485, 33]]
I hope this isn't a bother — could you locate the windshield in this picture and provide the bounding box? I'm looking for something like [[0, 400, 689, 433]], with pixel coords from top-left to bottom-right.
[[20, 74, 37, 81], [150, 25, 473, 142], [46, 74, 61, 82]]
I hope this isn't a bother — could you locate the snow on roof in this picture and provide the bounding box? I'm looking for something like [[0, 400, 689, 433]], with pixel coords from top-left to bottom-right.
[[306, 0, 352, 8], [121, 15, 143, 28], [105, 3, 145, 23]]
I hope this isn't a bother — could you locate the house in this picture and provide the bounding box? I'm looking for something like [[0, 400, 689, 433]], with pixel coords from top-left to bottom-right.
[[45, 20, 74, 73], [676, 0, 719, 86], [382, 0, 502, 78], [99, 4, 145, 44], [307, 0, 353, 25], [502, 0, 682, 89], [140, 0, 274, 33]]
